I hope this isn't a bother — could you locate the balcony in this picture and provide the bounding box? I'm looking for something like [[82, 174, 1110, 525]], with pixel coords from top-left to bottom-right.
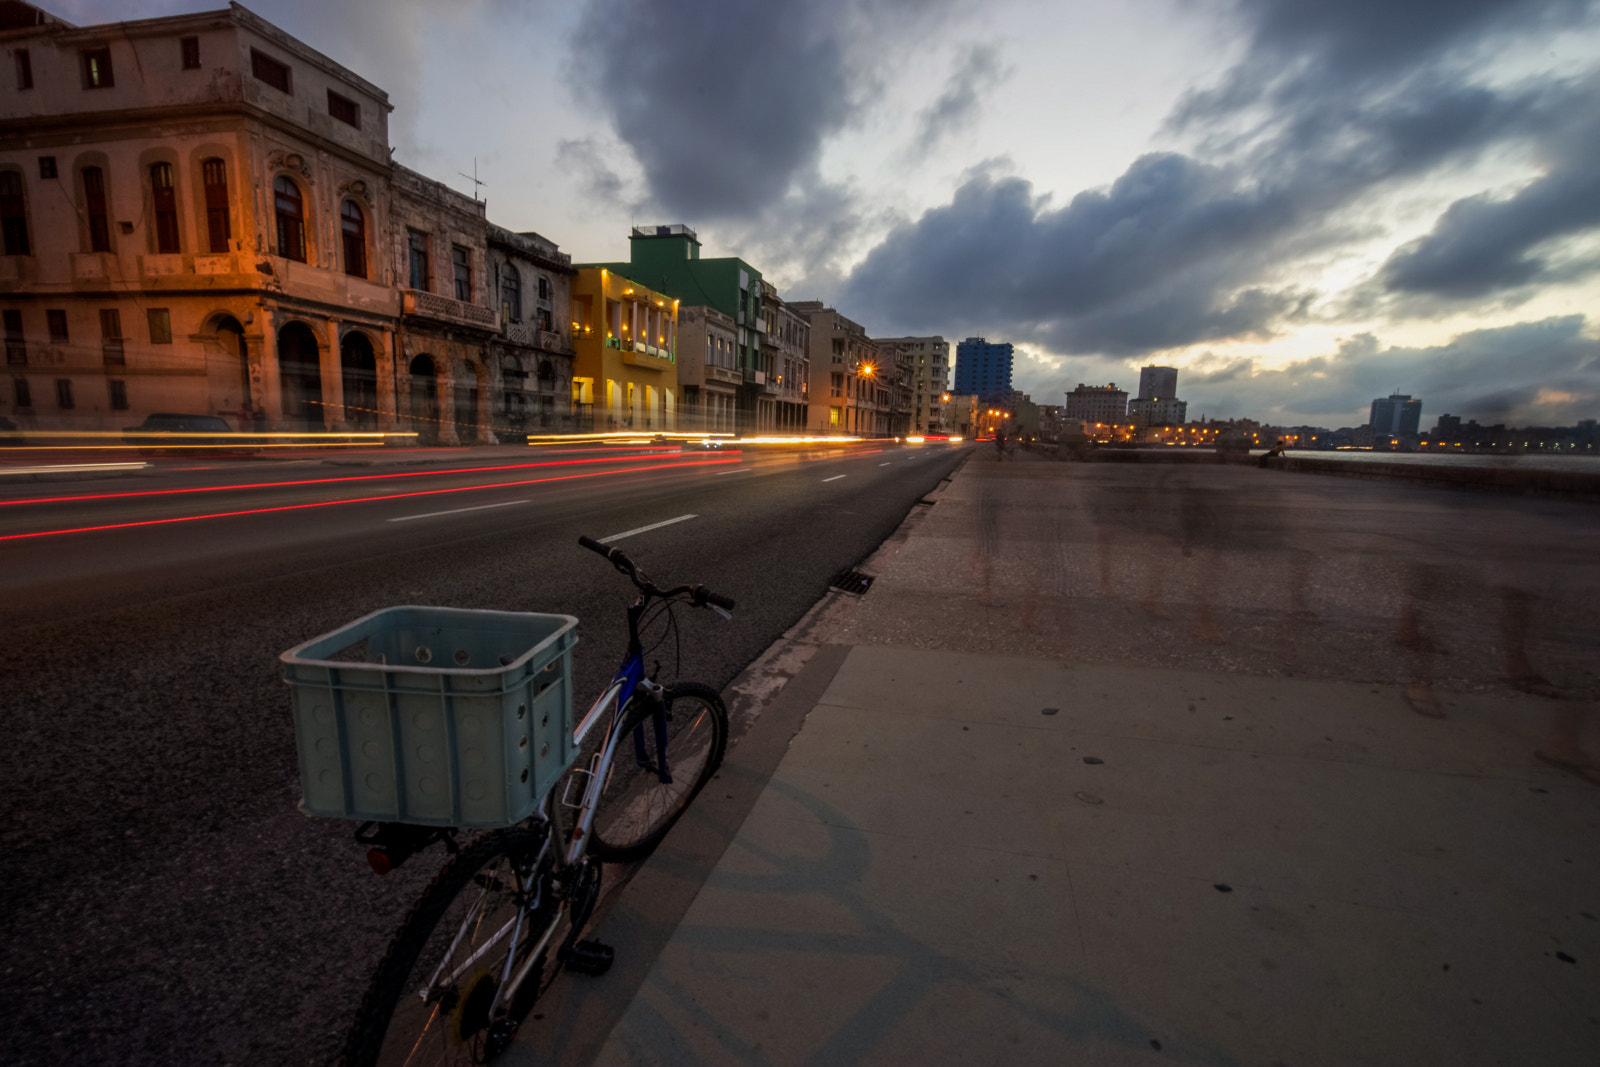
[[403, 288, 498, 331], [503, 321, 536, 347], [622, 343, 674, 370], [706, 365, 741, 385]]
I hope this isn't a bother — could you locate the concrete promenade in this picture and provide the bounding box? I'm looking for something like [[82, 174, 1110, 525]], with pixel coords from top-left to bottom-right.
[[543, 446, 1599, 1066]]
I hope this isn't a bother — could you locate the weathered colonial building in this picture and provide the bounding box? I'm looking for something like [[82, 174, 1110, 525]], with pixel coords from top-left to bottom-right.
[[0, 2, 576, 444]]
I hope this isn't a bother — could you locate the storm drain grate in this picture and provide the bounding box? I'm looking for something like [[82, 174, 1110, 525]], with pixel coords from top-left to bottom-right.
[[830, 569, 876, 595]]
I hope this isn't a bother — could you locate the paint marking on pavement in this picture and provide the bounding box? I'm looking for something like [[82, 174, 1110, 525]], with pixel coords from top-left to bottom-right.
[[823, 475, 847, 483], [715, 467, 748, 475], [599, 513, 697, 542], [389, 499, 530, 522], [1, 462, 148, 475], [879, 462, 891, 466]]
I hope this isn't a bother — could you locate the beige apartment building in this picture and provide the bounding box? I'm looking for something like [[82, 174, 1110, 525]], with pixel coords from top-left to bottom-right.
[[0, 2, 575, 442], [676, 303, 739, 433], [791, 300, 889, 436]]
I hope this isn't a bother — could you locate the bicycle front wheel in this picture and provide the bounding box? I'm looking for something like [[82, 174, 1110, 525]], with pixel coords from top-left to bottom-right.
[[343, 828, 550, 1067], [589, 682, 729, 862]]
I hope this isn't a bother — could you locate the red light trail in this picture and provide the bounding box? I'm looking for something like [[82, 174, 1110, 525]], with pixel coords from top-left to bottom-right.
[[0, 456, 738, 542]]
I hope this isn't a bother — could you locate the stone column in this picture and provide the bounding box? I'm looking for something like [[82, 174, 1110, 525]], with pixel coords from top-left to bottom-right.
[[437, 354, 460, 445], [323, 317, 345, 431], [256, 313, 282, 424], [376, 329, 398, 433]]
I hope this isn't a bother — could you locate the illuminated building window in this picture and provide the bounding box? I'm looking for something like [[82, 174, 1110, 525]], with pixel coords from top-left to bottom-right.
[[83, 47, 113, 89]]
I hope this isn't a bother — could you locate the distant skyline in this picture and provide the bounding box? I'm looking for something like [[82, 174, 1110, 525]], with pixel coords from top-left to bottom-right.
[[49, 0, 1600, 427]]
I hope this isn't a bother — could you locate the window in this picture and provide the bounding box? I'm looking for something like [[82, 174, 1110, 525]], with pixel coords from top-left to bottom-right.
[[340, 200, 366, 278], [83, 167, 110, 252], [38, 156, 55, 179], [99, 309, 124, 365], [327, 90, 360, 128], [15, 48, 32, 90], [14, 377, 31, 407], [538, 276, 551, 301], [108, 379, 128, 410], [452, 246, 471, 301], [55, 379, 73, 409], [500, 265, 521, 323], [408, 230, 430, 290], [251, 49, 291, 93], [83, 46, 113, 88], [537, 307, 552, 331], [147, 308, 171, 344], [273, 175, 305, 262], [201, 157, 229, 253], [4, 309, 24, 365], [0, 171, 27, 256], [150, 163, 179, 254], [180, 36, 200, 70], [46, 310, 67, 343]]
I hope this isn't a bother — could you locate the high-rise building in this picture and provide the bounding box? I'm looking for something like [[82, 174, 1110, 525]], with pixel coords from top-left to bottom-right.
[[954, 337, 1013, 399], [1137, 366, 1179, 400], [1369, 393, 1422, 437], [1064, 383, 1128, 425]]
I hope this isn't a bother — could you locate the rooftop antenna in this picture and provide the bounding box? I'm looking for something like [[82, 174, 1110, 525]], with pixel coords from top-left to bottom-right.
[[458, 158, 485, 203]]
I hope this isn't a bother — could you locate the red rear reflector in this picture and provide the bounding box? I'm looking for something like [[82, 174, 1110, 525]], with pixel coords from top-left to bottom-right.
[[367, 848, 392, 876]]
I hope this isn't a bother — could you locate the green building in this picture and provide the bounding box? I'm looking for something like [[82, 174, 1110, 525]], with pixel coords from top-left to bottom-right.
[[580, 225, 766, 431]]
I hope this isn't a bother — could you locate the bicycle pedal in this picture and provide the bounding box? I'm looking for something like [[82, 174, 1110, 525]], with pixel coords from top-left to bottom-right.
[[563, 939, 614, 976]]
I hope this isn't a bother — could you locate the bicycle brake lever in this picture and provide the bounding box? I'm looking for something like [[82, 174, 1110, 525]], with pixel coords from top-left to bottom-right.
[[710, 604, 732, 620]]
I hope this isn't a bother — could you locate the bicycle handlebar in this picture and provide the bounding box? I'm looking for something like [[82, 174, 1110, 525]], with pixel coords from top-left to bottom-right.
[[578, 536, 736, 611]]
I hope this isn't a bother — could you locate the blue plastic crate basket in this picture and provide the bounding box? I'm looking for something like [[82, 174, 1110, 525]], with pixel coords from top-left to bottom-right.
[[281, 607, 579, 828]]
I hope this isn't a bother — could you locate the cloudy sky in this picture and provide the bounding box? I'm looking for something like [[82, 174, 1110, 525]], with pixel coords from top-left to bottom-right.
[[56, 0, 1600, 428]]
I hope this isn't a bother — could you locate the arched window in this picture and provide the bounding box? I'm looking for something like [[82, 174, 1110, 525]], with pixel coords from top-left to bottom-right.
[[273, 175, 305, 262], [202, 157, 230, 253], [340, 199, 366, 278], [0, 171, 28, 256], [500, 264, 521, 323], [83, 166, 110, 252], [150, 162, 179, 254]]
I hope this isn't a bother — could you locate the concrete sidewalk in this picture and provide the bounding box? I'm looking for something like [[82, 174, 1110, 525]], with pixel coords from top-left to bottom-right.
[[569, 450, 1598, 1066]]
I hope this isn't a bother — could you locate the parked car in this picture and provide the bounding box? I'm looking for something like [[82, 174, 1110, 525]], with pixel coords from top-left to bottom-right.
[[123, 413, 255, 453]]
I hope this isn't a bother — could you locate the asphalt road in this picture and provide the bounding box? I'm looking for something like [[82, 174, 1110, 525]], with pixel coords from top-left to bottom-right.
[[0, 441, 971, 1067]]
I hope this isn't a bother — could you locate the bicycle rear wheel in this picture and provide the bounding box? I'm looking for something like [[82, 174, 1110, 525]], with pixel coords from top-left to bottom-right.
[[589, 682, 728, 862], [343, 828, 550, 1067]]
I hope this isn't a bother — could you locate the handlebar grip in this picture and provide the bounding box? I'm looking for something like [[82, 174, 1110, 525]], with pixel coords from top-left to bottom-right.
[[694, 586, 736, 611], [578, 535, 613, 557]]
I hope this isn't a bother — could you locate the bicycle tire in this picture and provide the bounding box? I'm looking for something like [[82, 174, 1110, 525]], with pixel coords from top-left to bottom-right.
[[589, 682, 728, 862], [343, 827, 551, 1067]]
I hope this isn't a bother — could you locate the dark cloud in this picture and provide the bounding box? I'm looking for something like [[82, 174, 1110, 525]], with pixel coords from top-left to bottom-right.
[[1171, 0, 1598, 125], [906, 44, 1007, 159], [573, 0, 960, 221], [836, 155, 1316, 355], [1380, 99, 1600, 298]]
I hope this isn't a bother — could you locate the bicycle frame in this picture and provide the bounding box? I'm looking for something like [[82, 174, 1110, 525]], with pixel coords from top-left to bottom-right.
[[472, 590, 667, 1024]]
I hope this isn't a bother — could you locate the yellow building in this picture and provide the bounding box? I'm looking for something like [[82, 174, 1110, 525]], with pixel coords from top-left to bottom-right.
[[570, 268, 679, 431]]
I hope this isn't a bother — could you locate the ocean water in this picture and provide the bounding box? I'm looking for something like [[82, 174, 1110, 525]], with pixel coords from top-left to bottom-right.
[[1280, 450, 1600, 473]]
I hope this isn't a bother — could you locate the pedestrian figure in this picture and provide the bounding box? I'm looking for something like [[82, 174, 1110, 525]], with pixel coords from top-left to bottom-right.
[[235, 402, 252, 434], [995, 429, 1008, 460], [1258, 439, 1286, 467]]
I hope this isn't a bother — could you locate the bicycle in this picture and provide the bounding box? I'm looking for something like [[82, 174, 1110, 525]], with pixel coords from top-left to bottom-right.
[[284, 537, 734, 1065]]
